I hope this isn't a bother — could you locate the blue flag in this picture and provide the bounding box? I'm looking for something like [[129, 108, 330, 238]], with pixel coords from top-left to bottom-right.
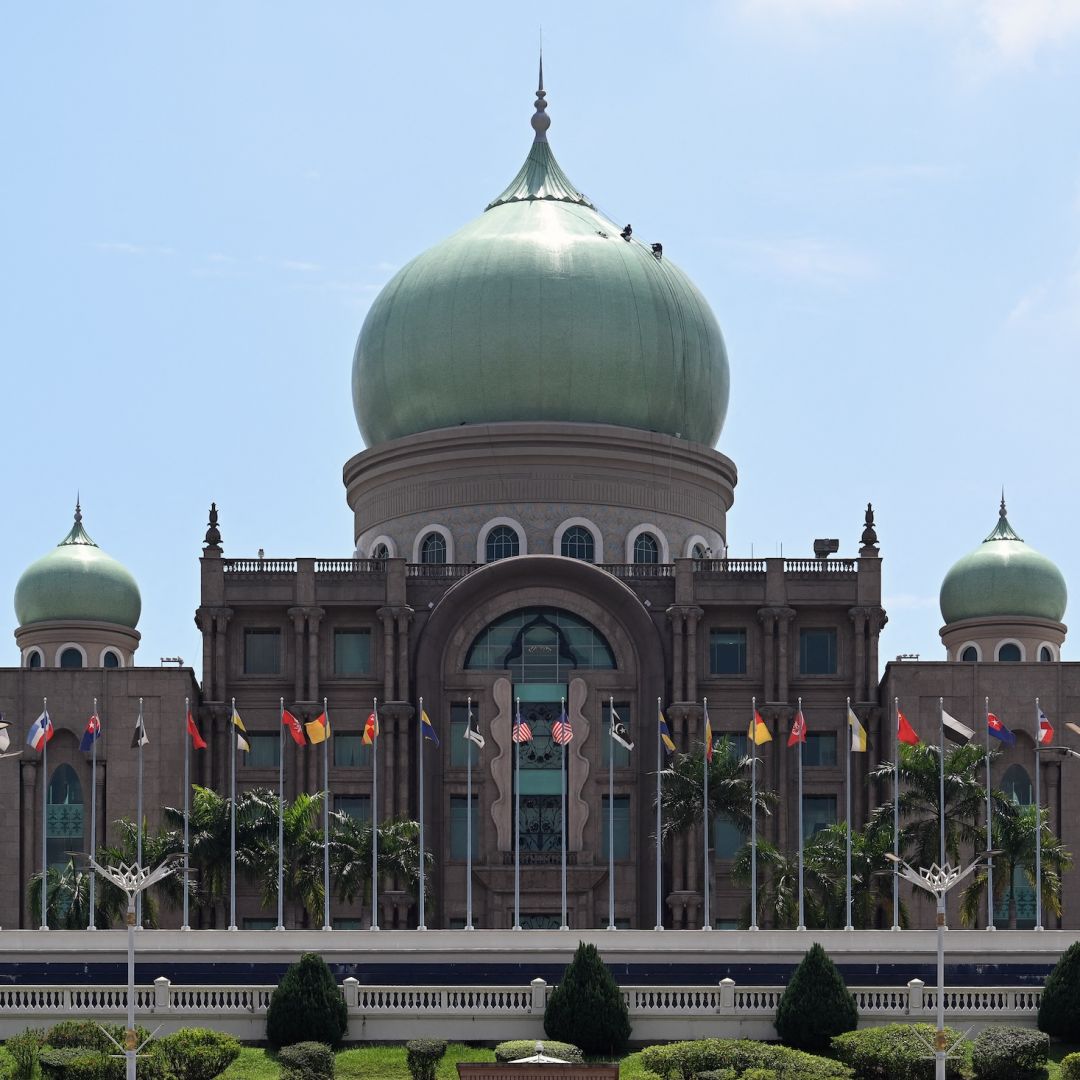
[[420, 708, 440, 747], [80, 712, 103, 752], [987, 713, 1016, 746]]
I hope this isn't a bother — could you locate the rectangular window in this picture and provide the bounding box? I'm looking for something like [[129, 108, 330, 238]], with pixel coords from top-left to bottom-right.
[[449, 795, 479, 861], [803, 732, 837, 767], [714, 732, 749, 761], [709, 629, 747, 674], [334, 733, 371, 768], [799, 628, 837, 675], [334, 629, 371, 676], [334, 918, 364, 930], [601, 794, 630, 860], [803, 794, 837, 840], [334, 795, 371, 823], [244, 629, 281, 674], [450, 702, 481, 767], [715, 918, 740, 930], [713, 814, 744, 859], [244, 733, 280, 767], [601, 701, 632, 767]]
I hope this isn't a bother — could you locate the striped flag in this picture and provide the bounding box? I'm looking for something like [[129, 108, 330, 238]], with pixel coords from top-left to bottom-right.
[[748, 710, 772, 745], [704, 702, 714, 763], [848, 706, 868, 752], [282, 708, 306, 746], [552, 707, 573, 745], [1038, 708, 1054, 745], [233, 707, 250, 753], [512, 708, 533, 744], [658, 708, 676, 754]]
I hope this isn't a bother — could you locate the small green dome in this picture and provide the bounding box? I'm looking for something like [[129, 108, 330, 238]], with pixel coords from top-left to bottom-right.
[[940, 501, 1067, 625], [352, 78, 730, 448], [14, 505, 142, 629]]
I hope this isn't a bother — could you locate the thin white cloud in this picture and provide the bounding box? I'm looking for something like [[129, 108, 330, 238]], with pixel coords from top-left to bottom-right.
[[277, 259, 321, 273], [95, 242, 175, 256], [724, 235, 879, 287]]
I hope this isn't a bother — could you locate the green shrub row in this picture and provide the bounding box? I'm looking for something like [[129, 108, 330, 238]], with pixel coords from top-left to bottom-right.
[[493, 1040, 583, 1063], [831, 1024, 965, 1080], [1039, 940, 1080, 1039], [970, 1026, 1048, 1080], [640, 1038, 851, 1079]]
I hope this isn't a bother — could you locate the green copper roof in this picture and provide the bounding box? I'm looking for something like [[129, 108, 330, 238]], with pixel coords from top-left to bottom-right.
[[352, 74, 730, 449], [939, 499, 1067, 625], [14, 504, 142, 629]]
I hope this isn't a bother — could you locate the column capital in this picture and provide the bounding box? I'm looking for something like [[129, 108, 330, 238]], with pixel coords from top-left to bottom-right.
[[303, 606, 325, 627], [666, 604, 703, 621], [757, 606, 795, 624], [849, 604, 888, 630]]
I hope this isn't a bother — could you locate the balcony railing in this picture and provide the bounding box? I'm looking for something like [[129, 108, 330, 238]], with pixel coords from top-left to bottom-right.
[[223, 558, 297, 574], [693, 558, 767, 575]]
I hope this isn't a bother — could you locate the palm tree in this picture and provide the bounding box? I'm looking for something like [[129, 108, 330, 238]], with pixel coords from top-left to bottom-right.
[[96, 817, 184, 926], [329, 814, 428, 924], [659, 738, 776, 840], [731, 839, 802, 929], [28, 858, 124, 929], [959, 802, 1072, 928], [868, 742, 995, 869]]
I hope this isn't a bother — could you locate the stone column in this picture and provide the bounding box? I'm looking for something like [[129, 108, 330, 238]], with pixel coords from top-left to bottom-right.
[[773, 608, 795, 704], [666, 608, 685, 703], [867, 607, 887, 701], [685, 608, 703, 703], [849, 607, 868, 703], [195, 609, 214, 700], [213, 608, 232, 703], [377, 608, 396, 701], [757, 609, 777, 703], [395, 609, 413, 704], [20, 760, 38, 928], [287, 607, 306, 702], [306, 608, 324, 705]]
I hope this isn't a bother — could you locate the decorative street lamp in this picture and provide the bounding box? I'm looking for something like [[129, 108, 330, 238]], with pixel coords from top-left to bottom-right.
[[87, 856, 180, 1080], [885, 853, 996, 1080]]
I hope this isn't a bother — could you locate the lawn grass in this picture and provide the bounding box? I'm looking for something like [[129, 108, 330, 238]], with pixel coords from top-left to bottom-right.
[[219, 1042, 500, 1079]]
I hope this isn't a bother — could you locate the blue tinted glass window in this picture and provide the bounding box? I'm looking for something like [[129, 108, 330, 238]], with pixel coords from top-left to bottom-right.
[[633, 533, 659, 564], [561, 526, 595, 561], [420, 532, 446, 564], [486, 525, 519, 561], [710, 630, 746, 674], [799, 629, 837, 674]]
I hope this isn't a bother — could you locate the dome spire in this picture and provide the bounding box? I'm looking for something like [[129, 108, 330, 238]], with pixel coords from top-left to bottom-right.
[[986, 491, 1021, 542], [60, 497, 96, 547], [532, 52, 550, 143], [75, 492, 82, 526]]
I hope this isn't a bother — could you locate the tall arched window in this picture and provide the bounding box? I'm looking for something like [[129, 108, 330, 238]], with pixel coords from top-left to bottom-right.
[[633, 532, 659, 564], [1002, 764, 1033, 805], [420, 532, 447, 565], [47, 764, 84, 871], [486, 525, 519, 562], [997, 642, 1022, 662], [26, 649, 43, 669], [560, 525, 595, 562], [961, 646, 979, 662], [1039, 646, 1054, 662], [59, 647, 84, 669], [102, 650, 121, 669], [372, 543, 390, 561]]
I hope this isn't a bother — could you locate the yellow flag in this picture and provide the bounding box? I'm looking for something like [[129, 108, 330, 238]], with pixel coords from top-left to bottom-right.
[[305, 712, 330, 744], [748, 710, 772, 745], [232, 708, 246, 732], [236, 730, 250, 753], [848, 706, 867, 752]]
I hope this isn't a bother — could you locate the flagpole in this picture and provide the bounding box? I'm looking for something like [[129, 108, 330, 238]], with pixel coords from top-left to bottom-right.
[[892, 696, 900, 931], [797, 697, 805, 931], [845, 696, 853, 931], [418, 695, 427, 931], [229, 696, 237, 931], [465, 697, 473, 931], [183, 697, 191, 931], [608, 695, 615, 931], [655, 696, 663, 932], [322, 698, 331, 931], [514, 696, 521, 931], [276, 698, 285, 931], [750, 696, 758, 932], [371, 698, 380, 931], [938, 697, 945, 870], [41, 697, 48, 931], [1034, 697, 1043, 931], [703, 697, 710, 931], [985, 696, 994, 931], [90, 697, 98, 931], [560, 695, 568, 932], [137, 696, 144, 929]]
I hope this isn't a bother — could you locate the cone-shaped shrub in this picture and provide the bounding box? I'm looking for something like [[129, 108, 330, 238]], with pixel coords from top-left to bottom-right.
[[544, 941, 631, 1056], [266, 952, 348, 1049], [1038, 939, 1080, 1038], [776, 943, 858, 1053]]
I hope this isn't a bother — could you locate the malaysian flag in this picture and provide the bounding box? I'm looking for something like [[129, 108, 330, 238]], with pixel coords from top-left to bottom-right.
[[552, 707, 573, 745], [512, 708, 533, 744]]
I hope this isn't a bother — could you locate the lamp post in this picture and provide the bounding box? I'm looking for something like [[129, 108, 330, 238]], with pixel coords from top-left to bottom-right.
[[885, 853, 996, 1080], [87, 856, 179, 1080]]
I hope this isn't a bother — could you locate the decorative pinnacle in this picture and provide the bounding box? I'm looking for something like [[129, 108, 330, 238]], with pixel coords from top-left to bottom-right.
[[860, 502, 879, 554], [204, 501, 222, 549], [74, 494, 82, 526], [531, 54, 550, 142], [1000, 488, 1007, 519]]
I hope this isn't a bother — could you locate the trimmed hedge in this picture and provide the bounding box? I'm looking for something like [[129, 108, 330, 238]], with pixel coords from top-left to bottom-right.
[[1061, 1051, 1080, 1080], [1038, 940, 1080, 1039], [970, 1027, 1047, 1080], [776, 944, 859, 1053], [639, 1038, 852, 1080], [544, 941, 631, 1056], [494, 1040, 584, 1063], [278, 1040, 334, 1080], [405, 1038, 446, 1080], [831, 1024, 965, 1080], [158, 1028, 241, 1080], [266, 953, 348, 1049], [38, 1047, 104, 1080], [693, 1071, 737, 1080]]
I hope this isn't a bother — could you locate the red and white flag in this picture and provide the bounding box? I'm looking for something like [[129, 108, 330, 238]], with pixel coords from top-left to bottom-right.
[[787, 709, 806, 747], [1038, 707, 1054, 745]]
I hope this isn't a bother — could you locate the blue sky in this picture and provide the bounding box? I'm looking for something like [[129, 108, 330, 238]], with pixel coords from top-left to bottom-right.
[[3, 1, 1079, 676]]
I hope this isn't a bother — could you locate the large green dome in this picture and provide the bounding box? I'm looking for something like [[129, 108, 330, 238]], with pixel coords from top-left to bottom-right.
[[14, 506, 142, 629], [940, 502, 1066, 625], [352, 77, 730, 448]]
